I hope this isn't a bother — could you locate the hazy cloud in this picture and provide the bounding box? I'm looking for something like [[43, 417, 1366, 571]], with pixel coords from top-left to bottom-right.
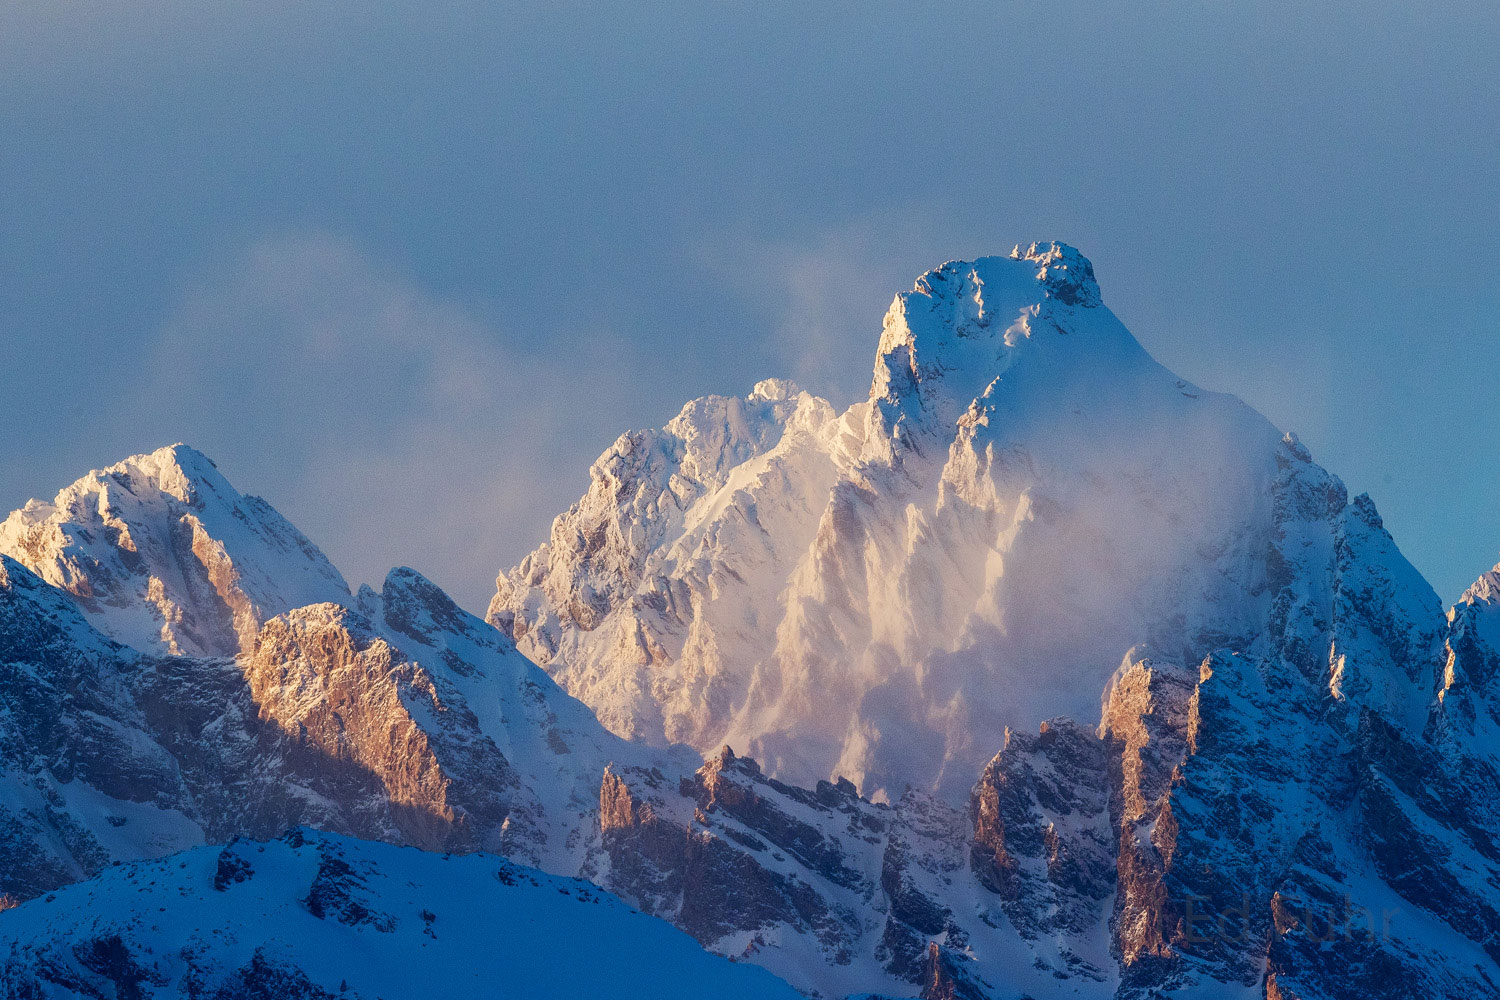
[[698, 212, 956, 408], [140, 232, 621, 612]]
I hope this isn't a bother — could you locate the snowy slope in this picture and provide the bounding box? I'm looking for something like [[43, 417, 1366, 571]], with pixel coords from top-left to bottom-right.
[[5, 257, 1500, 999], [0, 482, 955, 998], [491, 243, 1442, 803], [0, 444, 349, 656], [0, 546, 637, 896], [0, 828, 803, 1000]]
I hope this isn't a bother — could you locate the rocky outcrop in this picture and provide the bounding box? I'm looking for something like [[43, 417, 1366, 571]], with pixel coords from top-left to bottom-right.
[[920, 942, 990, 1000], [878, 789, 967, 983], [598, 752, 869, 979], [244, 602, 522, 853], [0, 553, 204, 900], [0, 554, 550, 900], [970, 717, 1112, 981]]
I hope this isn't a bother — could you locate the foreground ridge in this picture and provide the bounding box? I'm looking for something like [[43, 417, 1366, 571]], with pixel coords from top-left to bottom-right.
[[0, 829, 802, 1000]]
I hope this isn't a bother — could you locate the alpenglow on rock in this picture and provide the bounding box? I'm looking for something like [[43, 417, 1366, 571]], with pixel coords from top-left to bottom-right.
[[490, 242, 1442, 802]]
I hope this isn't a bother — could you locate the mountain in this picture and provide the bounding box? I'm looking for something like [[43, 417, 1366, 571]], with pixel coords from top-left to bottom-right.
[[5, 244, 1500, 999], [0, 445, 349, 657], [489, 243, 1441, 803], [0, 828, 803, 1000], [0, 454, 986, 997], [485, 242, 1500, 997]]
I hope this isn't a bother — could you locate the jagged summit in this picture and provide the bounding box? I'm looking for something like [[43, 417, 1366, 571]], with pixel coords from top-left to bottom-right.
[[492, 244, 1441, 804], [4, 251, 1500, 998], [867, 242, 1166, 462], [1009, 240, 1102, 307], [0, 442, 349, 657], [1461, 558, 1500, 607]]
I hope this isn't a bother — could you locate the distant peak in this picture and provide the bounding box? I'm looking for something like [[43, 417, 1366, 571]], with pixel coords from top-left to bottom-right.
[[1462, 560, 1500, 607], [750, 378, 801, 402], [0, 442, 349, 657], [382, 564, 443, 595], [379, 564, 483, 645]]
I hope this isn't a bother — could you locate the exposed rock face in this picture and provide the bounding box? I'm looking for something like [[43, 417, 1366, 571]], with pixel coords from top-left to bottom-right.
[[878, 788, 968, 983], [921, 941, 989, 1000], [0, 553, 206, 900], [1099, 651, 1196, 977], [597, 749, 885, 996], [970, 718, 1112, 973], [0, 546, 609, 901]]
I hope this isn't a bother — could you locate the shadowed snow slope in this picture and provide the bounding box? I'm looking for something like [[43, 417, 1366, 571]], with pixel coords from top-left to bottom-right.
[[0, 828, 803, 1000], [491, 243, 1444, 803]]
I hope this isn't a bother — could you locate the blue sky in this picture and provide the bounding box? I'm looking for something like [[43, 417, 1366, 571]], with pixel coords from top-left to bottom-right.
[[2, 2, 1496, 611]]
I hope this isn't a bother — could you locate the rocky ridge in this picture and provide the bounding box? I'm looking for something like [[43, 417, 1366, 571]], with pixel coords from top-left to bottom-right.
[[2, 245, 1499, 998]]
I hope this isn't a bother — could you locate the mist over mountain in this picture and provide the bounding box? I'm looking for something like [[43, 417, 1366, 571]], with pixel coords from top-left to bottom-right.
[[489, 243, 1443, 802], [2, 245, 1498, 1000]]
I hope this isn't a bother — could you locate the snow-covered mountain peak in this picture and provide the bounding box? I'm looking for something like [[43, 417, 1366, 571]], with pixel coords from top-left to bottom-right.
[[868, 243, 1154, 448], [0, 444, 349, 657], [749, 376, 799, 401], [660, 379, 832, 483], [3, 280, 1498, 996], [8, 443, 222, 517], [495, 243, 1452, 804], [119, 442, 226, 500], [1461, 559, 1500, 608]]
